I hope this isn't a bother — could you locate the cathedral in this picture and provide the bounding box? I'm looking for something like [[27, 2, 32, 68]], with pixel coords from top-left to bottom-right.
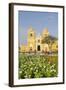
[[20, 27, 58, 53]]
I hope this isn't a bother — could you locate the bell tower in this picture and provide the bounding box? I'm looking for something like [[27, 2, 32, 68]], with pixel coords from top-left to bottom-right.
[[27, 27, 36, 52], [42, 28, 49, 38]]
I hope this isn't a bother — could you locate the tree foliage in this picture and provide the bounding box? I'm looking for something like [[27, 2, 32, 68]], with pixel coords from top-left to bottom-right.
[[42, 35, 57, 44]]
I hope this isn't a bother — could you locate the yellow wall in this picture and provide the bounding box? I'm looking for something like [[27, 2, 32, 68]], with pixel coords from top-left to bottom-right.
[[52, 41, 58, 52], [20, 45, 28, 52]]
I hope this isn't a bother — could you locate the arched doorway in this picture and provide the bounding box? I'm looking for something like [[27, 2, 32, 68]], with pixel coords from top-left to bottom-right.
[[37, 45, 40, 51]]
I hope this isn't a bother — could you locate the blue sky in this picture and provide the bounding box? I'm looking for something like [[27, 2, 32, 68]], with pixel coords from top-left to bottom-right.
[[18, 11, 58, 46]]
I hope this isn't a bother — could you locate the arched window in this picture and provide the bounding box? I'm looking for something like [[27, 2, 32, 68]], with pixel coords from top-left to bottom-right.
[[38, 39, 40, 43], [30, 33, 32, 37]]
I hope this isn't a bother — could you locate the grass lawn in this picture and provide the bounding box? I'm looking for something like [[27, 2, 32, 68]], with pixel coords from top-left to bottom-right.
[[18, 53, 58, 79]]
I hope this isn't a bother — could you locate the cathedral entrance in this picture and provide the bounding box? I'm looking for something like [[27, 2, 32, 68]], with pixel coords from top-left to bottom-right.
[[37, 45, 40, 51]]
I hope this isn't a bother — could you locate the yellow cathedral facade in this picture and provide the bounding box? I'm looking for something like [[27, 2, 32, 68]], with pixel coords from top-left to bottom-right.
[[20, 27, 58, 53]]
